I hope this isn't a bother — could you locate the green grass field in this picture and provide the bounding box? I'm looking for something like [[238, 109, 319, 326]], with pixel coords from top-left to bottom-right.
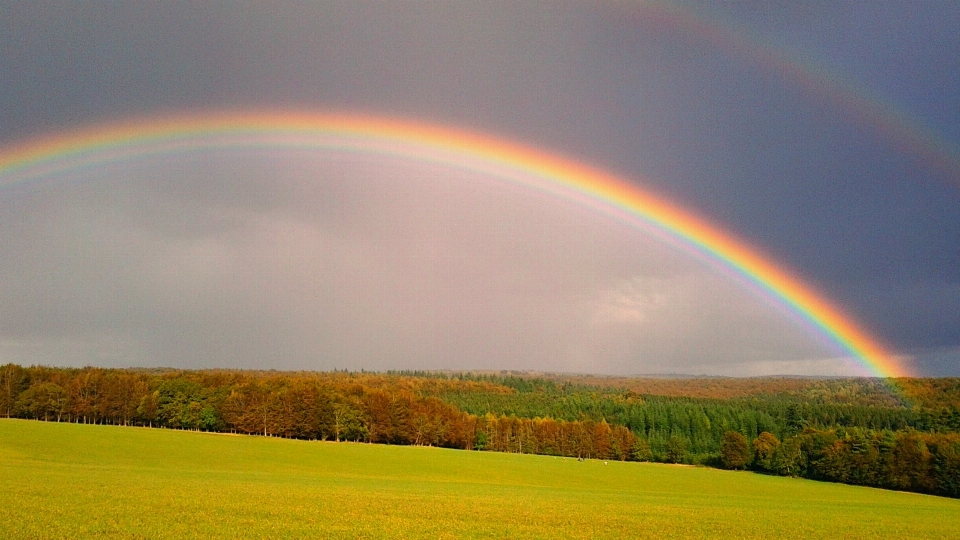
[[2, 419, 958, 539]]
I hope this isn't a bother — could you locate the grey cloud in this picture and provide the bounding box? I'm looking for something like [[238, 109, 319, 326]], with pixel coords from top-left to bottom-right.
[[0, 148, 853, 375]]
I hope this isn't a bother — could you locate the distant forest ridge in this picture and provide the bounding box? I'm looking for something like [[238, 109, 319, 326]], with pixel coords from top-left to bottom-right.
[[392, 370, 960, 407], [2, 365, 958, 498]]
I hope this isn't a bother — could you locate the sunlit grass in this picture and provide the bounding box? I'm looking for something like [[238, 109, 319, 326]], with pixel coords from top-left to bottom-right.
[[1, 419, 958, 539]]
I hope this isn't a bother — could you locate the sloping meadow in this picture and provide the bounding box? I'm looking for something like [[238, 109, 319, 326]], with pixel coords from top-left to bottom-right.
[[2, 419, 960, 539]]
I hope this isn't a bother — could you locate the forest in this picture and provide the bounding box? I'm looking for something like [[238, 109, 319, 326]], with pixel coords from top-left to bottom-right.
[[2, 364, 958, 498]]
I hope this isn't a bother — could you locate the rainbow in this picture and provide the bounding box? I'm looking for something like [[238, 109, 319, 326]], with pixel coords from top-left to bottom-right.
[[0, 111, 907, 377]]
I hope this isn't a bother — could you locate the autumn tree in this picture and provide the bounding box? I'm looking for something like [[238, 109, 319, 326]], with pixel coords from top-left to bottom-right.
[[223, 382, 274, 435], [720, 431, 750, 469], [752, 431, 781, 471], [610, 425, 635, 461], [889, 432, 932, 491], [929, 436, 960, 497], [362, 389, 394, 443], [593, 420, 613, 459], [0, 364, 29, 417], [70, 370, 98, 424]]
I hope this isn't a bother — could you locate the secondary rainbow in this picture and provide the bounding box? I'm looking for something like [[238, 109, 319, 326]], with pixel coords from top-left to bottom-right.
[[637, 1, 960, 182], [0, 111, 907, 377]]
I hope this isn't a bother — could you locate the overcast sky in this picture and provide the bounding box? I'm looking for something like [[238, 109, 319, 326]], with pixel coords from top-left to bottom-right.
[[1, 1, 958, 376]]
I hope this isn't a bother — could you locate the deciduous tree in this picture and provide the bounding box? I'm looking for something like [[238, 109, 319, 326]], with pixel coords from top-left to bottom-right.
[[752, 431, 780, 471], [720, 431, 750, 469]]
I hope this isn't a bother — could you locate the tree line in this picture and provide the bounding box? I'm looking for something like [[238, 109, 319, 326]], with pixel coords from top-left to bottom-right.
[[1, 365, 958, 498], [0, 365, 633, 460], [718, 427, 960, 498], [430, 376, 959, 461]]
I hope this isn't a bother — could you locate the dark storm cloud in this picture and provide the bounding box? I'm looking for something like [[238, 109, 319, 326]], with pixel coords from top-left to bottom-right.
[[1, 1, 958, 374]]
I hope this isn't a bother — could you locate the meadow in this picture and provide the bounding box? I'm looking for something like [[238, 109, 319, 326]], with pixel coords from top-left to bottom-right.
[[2, 419, 959, 539]]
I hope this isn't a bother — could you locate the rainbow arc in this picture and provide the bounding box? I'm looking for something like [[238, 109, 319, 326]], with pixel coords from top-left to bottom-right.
[[0, 111, 906, 377]]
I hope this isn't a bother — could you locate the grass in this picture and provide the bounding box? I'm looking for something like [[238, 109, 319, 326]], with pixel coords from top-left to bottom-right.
[[1, 419, 958, 539]]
